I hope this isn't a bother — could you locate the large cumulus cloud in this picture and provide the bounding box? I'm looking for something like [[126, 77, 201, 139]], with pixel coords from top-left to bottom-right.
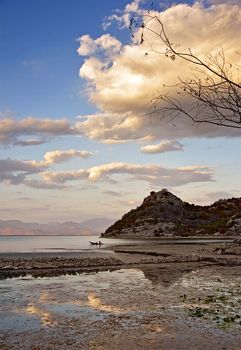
[[76, 1, 241, 143]]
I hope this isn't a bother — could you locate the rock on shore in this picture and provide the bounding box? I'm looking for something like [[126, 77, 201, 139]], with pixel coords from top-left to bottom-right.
[[0, 256, 124, 279]]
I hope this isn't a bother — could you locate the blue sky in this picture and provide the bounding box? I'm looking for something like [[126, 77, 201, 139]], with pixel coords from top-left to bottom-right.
[[0, 0, 240, 223], [0, 0, 195, 118], [0, 0, 137, 118]]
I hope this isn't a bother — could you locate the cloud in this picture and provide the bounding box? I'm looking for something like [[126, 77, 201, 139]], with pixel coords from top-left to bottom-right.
[[0, 154, 214, 191], [205, 191, 234, 202], [76, 112, 154, 144], [103, 190, 125, 197], [103, 0, 143, 30], [208, 0, 241, 4], [116, 199, 140, 207], [140, 140, 184, 154], [43, 149, 94, 164], [76, 111, 241, 144], [17, 196, 32, 201], [0, 117, 79, 146], [0, 148, 93, 189], [0, 159, 46, 185], [42, 169, 88, 183], [24, 179, 66, 190], [14, 139, 47, 147], [42, 161, 214, 187], [77, 1, 241, 143], [0, 159, 45, 174], [77, 34, 121, 56]]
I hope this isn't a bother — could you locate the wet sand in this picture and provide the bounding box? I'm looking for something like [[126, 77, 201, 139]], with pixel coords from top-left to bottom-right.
[[0, 240, 240, 349]]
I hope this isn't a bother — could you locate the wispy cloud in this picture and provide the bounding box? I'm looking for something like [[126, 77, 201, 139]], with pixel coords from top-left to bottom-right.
[[0, 117, 80, 146], [14, 139, 47, 147], [42, 149, 94, 165], [0, 159, 46, 185], [0, 148, 93, 189], [103, 190, 125, 197], [24, 179, 66, 190], [205, 191, 234, 202], [141, 140, 184, 154], [42, 161, 214, 187]]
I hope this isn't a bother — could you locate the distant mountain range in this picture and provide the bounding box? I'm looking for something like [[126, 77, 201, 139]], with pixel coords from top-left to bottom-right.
[[0, 218, 115, 236]]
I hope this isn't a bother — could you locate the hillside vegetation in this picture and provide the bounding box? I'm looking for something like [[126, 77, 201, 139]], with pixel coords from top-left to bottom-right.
[[102, 189, 241, 238]]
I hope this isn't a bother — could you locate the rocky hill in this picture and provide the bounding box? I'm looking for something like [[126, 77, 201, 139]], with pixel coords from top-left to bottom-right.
[[101, 189, 241, 238]]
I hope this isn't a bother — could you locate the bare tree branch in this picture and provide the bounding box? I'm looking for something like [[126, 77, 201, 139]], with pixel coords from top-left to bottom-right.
[[130, 14, 241, 129]]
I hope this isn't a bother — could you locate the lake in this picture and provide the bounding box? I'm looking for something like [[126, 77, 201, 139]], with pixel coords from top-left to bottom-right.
[[0, 235, 233, 253]]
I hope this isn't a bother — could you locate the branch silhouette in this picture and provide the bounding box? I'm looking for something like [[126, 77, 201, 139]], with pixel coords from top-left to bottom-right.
[[130, 14, 241, 129]]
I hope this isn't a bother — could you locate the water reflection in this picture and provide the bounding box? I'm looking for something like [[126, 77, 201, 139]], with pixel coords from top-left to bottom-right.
[[88, 292, 124, 313], [25, 304, 56, 326], [139, 265, 196, 288], [22, 284, 125, 325], [39, 290, 51, 303], [37, 286, 125, 314], [0, 266, 240, 342]]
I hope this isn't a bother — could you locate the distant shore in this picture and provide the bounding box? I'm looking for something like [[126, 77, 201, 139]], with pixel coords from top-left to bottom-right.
[[0, 234, 235, 239]]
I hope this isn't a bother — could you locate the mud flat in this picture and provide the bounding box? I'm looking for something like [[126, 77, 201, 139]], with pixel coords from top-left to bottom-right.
[[0, 264, 241, 350], [0, 240, 240, 349], [0, 240, 240, 279]]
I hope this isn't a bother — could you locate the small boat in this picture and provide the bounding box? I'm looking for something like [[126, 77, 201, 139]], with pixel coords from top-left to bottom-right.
[[89, 241, 104, 246]]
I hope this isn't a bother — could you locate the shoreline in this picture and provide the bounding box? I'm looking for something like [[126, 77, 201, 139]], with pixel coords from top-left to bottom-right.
[[0, 240, 240, 280], [102, 235, 236, 240]]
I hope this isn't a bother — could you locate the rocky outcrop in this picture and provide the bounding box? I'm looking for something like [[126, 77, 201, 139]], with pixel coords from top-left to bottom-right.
[[225, 215, 241, 236], [102, 189, 241, 238]]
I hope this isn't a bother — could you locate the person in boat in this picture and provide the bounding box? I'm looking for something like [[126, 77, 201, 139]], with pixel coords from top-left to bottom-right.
[[89, 240, 103, 245]]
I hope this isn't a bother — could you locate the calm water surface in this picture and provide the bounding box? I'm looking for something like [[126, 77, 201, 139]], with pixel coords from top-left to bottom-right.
[[0, 236, 133, 253], [0, 235, 233, 253]]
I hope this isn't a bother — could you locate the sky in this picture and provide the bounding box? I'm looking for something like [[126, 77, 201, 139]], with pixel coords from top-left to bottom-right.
[[0, 0, 241, 223]]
